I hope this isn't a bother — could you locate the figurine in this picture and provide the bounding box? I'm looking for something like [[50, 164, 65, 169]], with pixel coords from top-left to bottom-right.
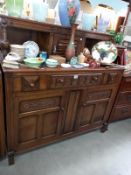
[[0, 0, 8, 15]]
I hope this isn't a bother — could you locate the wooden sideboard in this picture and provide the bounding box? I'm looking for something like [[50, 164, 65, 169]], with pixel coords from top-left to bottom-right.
[[0, 70, 5, 159], [0, 14, 127, 165], [2, 67, 124, 165]]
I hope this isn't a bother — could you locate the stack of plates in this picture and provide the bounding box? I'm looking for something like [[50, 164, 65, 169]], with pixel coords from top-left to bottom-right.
[[10, 44, 25, 60]]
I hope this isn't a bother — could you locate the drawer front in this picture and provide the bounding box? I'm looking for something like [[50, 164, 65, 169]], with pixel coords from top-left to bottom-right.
[[110, 105, 131, 122], [50, 73, 103, 89], [106, 72, 120, 85], [85, 90, 111, 101], [120, 77, 131, 91], [117, 91, 131, 105], [13, 75, 48, 92]]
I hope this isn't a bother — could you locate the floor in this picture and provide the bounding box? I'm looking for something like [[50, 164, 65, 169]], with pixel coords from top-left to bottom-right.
[[0, 120, 131, 175]]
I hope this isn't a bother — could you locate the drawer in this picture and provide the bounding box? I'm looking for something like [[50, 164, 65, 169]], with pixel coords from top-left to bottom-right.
[[110, 105, 131, 122], [86, 90, 111, 101], [120, 77, 131, 91], [13, 75, 48, 92], [49, 73, 103, 89], [117, 91, 131, 105], [106, 72, 120, 85]]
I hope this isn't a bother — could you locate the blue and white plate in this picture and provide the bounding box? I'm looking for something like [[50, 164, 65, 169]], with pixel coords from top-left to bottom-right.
[[23, 41, 40, 58], [92, 41, 117, 64]]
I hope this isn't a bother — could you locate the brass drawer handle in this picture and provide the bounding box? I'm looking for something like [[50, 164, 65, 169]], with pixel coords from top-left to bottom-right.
[[83, 102, 88, 107], [92, 76, 98, 81], [57, 79, 64, 83], [60, 107, 64, 112], [30, 83, 35, 87]]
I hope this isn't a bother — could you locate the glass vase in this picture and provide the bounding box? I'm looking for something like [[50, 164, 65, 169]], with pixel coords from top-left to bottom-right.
[[6, 0, 23, 17]]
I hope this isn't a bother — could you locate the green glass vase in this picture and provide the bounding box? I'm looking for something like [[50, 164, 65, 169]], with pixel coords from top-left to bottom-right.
[[6, 0, 23, 17]]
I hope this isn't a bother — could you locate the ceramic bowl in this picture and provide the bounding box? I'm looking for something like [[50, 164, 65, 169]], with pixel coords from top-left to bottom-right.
[[24, 58, 44, 68], [46, 59, 59, 68]]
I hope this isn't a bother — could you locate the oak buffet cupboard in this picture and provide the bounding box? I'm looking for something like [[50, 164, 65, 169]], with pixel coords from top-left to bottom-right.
[[0, 13, 128, 165], [2, 67, 124, 165]]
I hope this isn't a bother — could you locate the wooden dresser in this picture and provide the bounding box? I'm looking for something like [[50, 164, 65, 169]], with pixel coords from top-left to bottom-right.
[[0, 70, 5, 159], [109, 73, 131, 122], [2, 67, 124, 164]]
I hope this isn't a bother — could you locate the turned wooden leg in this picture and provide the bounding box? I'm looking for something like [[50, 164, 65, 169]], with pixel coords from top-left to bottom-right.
[[101, 123, 108, 133], [8, 151, 15, 165]]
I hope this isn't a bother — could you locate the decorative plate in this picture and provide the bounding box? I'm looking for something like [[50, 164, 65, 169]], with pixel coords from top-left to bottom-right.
[[92, 41, 117, 64], [23, 41, 40, 58]]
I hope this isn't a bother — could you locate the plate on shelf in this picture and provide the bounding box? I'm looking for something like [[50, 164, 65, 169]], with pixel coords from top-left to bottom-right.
[[92, 41, 117, 64], [23, 41, 40, 58]]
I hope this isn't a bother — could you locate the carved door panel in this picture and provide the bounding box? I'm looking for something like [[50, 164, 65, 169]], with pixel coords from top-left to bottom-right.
[[13, 90, 66, 152], [76, 89, 111, 130], [62, 90, 81, 134], [52, 34, 85, 56]]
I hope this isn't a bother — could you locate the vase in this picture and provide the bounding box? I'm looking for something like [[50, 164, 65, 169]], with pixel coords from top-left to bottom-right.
[[80, 0, 94, 14], [58, 0, 80, 27], [33, 0, 48, 22], [65, 24, 78, 62], [6, 0, 23, 17]]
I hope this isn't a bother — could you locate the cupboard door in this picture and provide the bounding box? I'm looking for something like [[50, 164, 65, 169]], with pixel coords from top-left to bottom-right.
[[63, 91, 81, 134], [13, 90, 65, 152], [76, 89, 111, 130], [52, 34, 84, 56]]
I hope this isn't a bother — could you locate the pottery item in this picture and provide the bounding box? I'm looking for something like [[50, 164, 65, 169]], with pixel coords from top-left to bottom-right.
[[5, 52, 21, 61], [78, 52, 86, 63], [40, 51, 47, 61], [24, 57, 44, 68], [6, 0, 23, 17], [83, 48, 90, 57], [33, 0, 48, 22], [23, 41, 39, 58], [65, 24, 78, 62], [82, 13, 96, 31], [58, 0, 80, 27], [92, 41, 117, 64], [46, 58, 59, 68], [80, 0, 93, 14], [22, 0, 33, 19], [49, 55, 66, 65], [61, 63, 71, 68], [70, 56, 78, 65], [79, 63, 89, 67], [72, 64, 84, 68], [47, 0, 58, 9]]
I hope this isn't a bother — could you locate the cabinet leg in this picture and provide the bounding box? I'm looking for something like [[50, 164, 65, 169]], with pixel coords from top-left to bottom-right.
[[101, 123, 108, 133], [8, 151, 15, 165]]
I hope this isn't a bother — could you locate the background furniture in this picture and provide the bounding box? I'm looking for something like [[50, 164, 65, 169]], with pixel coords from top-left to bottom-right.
[[0, 70, 5, 159], [109, 73, 131, 122]]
